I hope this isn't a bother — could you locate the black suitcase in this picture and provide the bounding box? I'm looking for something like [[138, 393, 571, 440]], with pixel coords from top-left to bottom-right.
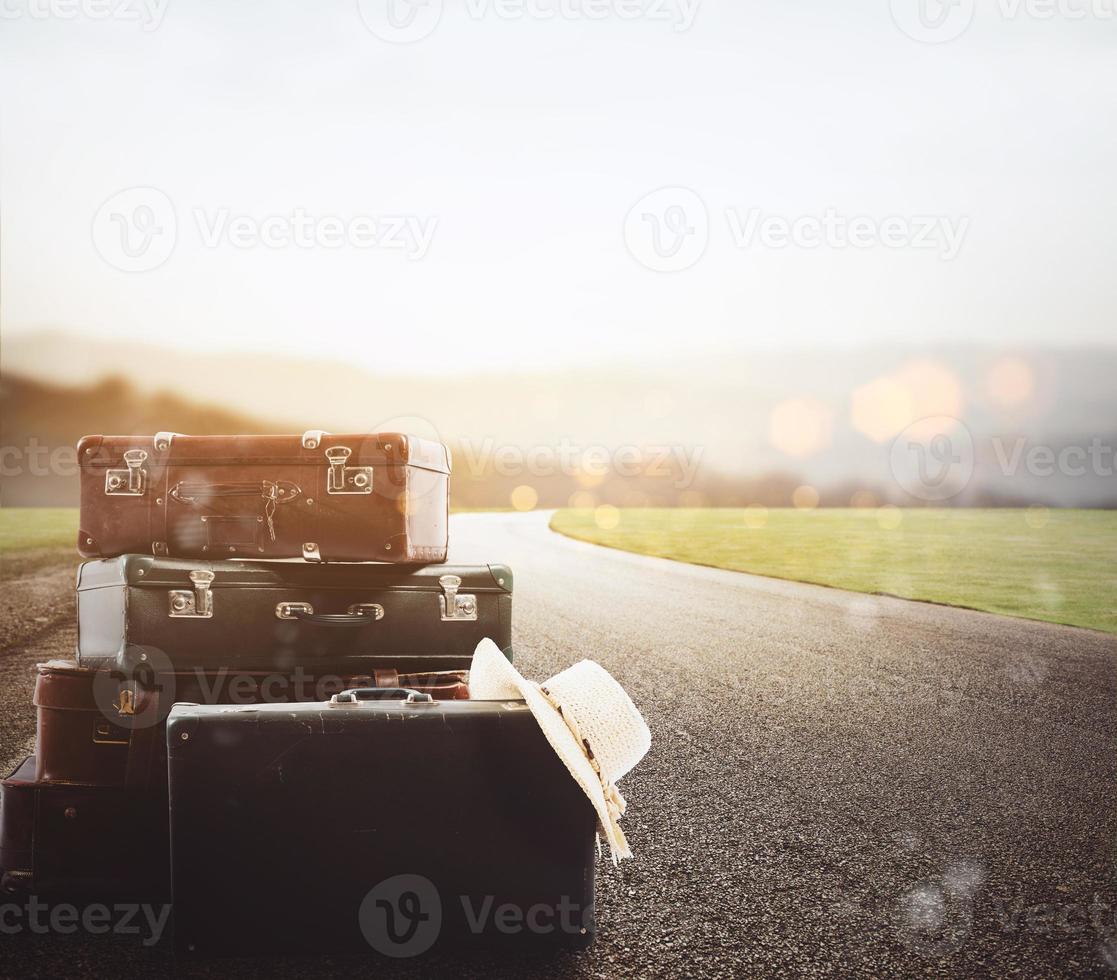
[[167, 691, 597, 956], [0, 757, 169, 901], [77, 557, 512, 674]]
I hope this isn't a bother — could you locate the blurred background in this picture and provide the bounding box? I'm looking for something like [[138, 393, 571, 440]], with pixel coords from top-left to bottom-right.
[[2, 2, 1114, 510]]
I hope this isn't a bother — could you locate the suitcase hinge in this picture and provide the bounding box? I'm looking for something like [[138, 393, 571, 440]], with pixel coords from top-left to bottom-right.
[[325, 445, 373, 494], [168, 569, 215, 618], [439, 574, 478, 621], [105, 449, 148, 495]]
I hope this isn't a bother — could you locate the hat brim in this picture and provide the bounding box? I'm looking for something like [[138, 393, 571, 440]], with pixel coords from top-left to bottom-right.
[[470, 640, 628, 861]]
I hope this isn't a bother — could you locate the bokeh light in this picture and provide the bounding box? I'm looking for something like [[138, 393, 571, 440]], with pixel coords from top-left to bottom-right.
[[986, 356, 1035, 408], [594, 504, 620, 529], [769, 397, 833, 458], [743, 504, 768, 529], [792, 484, 820, 510], [850, 377, 912, 443], [877, 504, 903, 529], [510, 485, 538, 511]]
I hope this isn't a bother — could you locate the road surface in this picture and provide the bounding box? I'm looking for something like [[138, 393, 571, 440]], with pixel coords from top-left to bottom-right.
[[1, 511, 1115, 978]]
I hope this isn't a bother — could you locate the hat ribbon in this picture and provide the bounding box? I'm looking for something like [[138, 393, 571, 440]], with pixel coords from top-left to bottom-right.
[[537, 684, 632, 863]]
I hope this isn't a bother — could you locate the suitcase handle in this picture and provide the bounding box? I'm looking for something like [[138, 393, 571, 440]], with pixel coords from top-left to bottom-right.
[[276, 603, 385, 627], [170, 481, 301, 504], [330, 687, 434, 704]]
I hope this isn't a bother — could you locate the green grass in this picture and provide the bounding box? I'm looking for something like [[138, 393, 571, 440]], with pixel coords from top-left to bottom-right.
[[551, 508, 1117, 635], [0, 507, 78, 553]]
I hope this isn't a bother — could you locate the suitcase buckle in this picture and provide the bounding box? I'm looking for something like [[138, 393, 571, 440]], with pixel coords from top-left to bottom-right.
[[168, 569, 215, 618], [276, 601, 314, 620], [325, 446, 373, 494], [104, 449, 148, 495], [439, 574, 478, 621]]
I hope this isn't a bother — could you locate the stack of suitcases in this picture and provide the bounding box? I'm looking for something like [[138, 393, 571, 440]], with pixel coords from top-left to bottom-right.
[[0, 431, 597, 954]]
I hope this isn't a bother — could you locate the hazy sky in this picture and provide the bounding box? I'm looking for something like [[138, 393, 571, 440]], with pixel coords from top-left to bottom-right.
[[1, 1, 1114, 374]]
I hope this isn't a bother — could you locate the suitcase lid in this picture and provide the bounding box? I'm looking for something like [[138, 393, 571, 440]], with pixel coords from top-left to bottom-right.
[[76, 556, 512, 593], [166, 697, 534, 740], [77, 432, 450, 475]]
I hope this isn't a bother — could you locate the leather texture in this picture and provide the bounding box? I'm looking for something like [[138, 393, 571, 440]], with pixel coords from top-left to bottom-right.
[[75, 557, 513, 674], [76, 432, 449, 562], [167, 700, 597, 954], [34, 662, 475, 789], [0, 757, 169, 901]]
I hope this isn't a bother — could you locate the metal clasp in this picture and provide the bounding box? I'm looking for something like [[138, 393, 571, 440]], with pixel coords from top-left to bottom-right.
[[348, 603, 385, 620], [276, 601, 314, 620], [105, 449, 148, 496], [439, 574, 478, 621], [325, 446, 373, 494], [169, 569, 215, 618]]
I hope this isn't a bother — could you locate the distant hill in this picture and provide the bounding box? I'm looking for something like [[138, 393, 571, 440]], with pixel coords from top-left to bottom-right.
[[3, 332, 1115, 508], [0, 375, 284, 506]]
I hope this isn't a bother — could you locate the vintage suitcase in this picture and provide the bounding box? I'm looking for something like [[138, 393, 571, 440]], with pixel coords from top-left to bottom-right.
[[77, 431, 449, 563], [77, 557, 512, 674], [0, 757, 169, 900], [168, 692, 597, 955], [34, 660, 471, 789]]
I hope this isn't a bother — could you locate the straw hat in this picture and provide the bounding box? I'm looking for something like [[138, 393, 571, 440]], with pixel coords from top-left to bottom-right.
[[469, 639, 652, 863]]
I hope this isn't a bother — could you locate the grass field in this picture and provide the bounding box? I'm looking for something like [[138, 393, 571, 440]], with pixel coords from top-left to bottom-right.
[[551, 507, 1117, 635], [0, 507, 78, 553]]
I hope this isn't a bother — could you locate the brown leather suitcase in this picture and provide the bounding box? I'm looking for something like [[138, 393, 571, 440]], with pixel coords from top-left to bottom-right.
[[77, 431, 449, 562], [0, 757, 169, 900], [33, 660, 470, 789]]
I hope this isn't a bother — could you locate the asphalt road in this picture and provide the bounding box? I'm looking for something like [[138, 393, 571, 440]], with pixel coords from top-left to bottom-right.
[[1, 511, 1115, 978]]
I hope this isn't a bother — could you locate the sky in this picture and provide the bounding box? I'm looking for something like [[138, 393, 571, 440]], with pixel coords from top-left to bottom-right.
[[1, 0, 1115, 375]]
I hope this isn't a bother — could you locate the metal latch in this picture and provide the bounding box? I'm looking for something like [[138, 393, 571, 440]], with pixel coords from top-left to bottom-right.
[[325, 446, 373, 494], [276, 601, 314, 620], [302, 429, 329, 449], [105, 449, 148, 495], [169, 569, 215, 618], [439, 574, 478, 621], [348, 603, 386, 619]]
